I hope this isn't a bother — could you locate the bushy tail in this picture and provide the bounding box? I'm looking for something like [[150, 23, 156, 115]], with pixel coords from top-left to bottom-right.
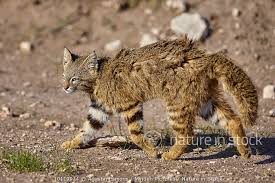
[[210, 53, 258, 127]]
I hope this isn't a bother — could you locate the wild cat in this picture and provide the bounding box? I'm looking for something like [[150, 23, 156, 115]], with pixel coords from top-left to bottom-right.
[[61, 37, 258, 160]]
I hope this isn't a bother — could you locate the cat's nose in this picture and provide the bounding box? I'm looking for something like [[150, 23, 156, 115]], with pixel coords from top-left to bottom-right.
[[63, 82, 70, 90]]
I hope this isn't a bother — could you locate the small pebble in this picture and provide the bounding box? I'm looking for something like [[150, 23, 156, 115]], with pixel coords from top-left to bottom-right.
[[20, 41, 33, 53], [269, 109, 275, 117], [193, 147, 203, 152], [19, 113, 31, 119], [232, 8, 241, 17], [263, 85, 275, 99], [166, 0, 188, 12], [2, 106, 11, 114], [144, 8, 152, 15], [170, 169, 181, 174], [104, 40, 122, 52], [65, 123, 77, 131], [235, 22, 240, 29], [44, 120, 61, 129], [23, 81, 31, 87], [139, 33, 158, 47], [151, 28, 160, 36], [86, 174, 94, 179]]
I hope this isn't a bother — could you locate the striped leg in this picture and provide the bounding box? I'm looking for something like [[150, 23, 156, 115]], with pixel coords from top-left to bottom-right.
[[201, 98, 251, 158], [162, 106, 194, 160], [61, 103, 110, 149], [122, 104, 158, 158]]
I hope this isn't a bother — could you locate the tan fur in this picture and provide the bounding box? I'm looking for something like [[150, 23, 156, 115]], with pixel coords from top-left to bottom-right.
[[61, 36, 258, 160]]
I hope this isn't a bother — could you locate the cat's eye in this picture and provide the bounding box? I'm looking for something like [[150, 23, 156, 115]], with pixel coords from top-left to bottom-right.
[[70, 77, 79, 84]]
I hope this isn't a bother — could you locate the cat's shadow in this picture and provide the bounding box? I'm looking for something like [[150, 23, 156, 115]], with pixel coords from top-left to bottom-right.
[[178, 135, 275, 164], [85, 135, 275, 164]]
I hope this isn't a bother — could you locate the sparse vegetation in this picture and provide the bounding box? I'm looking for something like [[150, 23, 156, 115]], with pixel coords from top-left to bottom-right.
[[0, 150, 45, 172], [54, 158, 76, 175]]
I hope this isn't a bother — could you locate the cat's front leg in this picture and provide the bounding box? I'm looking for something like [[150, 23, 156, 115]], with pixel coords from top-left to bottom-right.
[[61, 103, 110, 149]]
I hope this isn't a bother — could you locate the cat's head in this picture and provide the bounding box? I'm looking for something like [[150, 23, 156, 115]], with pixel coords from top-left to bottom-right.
[[62, 48, 99, 94]]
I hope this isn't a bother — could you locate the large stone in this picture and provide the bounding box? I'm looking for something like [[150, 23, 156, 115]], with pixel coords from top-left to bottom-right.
[[170, 13, 209, 40], [263, 85, 275, 99]]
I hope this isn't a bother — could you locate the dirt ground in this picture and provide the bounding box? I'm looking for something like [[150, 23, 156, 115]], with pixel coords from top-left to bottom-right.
[[0, 0, 275, 182]]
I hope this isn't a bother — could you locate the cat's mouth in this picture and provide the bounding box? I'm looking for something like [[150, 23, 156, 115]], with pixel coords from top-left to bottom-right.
[[64, 87, 76, 94]]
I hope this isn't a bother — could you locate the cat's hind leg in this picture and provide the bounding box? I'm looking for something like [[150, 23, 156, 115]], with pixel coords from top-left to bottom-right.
[[200, 97, 251, 158]]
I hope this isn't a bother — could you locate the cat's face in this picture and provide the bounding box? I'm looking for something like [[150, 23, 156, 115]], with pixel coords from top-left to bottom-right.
[[62, 48, 99, 94]]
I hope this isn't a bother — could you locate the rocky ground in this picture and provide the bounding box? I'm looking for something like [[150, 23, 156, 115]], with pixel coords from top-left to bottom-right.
[[0, 0, 274, 182]]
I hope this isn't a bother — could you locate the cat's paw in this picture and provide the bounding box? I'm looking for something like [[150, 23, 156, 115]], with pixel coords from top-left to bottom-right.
[[241, 151, 251, 159], [161, 151, 178, 160], [61, 138, 82, 149], [146, 149, 159, 159]]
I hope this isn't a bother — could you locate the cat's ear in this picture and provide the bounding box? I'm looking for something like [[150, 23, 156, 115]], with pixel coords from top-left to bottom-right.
[[86, 51, 98, 71], [63, 47, 72, 66]]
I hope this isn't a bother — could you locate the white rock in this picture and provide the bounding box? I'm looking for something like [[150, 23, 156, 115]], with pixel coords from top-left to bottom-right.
[[170, 169, 180, 174], [23, 81, 31, 87], [66, 123, 77, 131], [139, 33, 158, 47], [170, 13, 209, 40], [193, 147, 203, 152], [19, 41, 33, 53], [208, 160, 216, 164], [232, 8, 241, 17], [144, 8, 152, 15], [19, 113, 31, 119], [44, 120, 61, 129], [235, 22, 240, 29], [166, 0, 187, 12], [86, 174, 94, 179], [104, 40, 122, 52], [269, 109, 275, 117], [108, 156, 123, 160], [151, 28, 160, 36], [263, 85, 275, 99], [1, 106, 10, 114], [127, 179, 134, 183]]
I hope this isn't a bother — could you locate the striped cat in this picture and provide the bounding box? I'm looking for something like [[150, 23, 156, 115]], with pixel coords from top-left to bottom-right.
[[61, 37, 258, 160]]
